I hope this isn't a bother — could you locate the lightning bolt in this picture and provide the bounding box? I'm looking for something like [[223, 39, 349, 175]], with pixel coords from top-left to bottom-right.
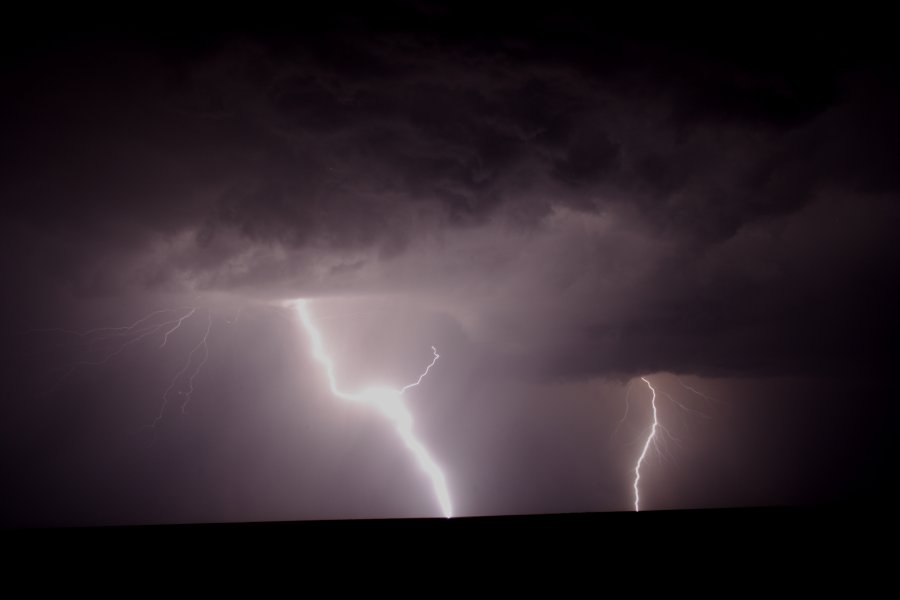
[[44, 307, 199, 384], [626, 375, 716, 511], [152, 309, 214, 427], [179, 311, 213, 415], [401, 346, 440, 393], [34, 305, 222, 428], [161, 308, 199, 348], [78, 309, 198, 367], [294, 299, 453, 519], [611, 379, 634, 440], [633, 376, 659, 512], [677, 378, 721, 404], [31, 307, 189, 340]]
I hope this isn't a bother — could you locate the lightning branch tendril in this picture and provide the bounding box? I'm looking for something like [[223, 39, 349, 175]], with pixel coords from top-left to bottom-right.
[[294, 299, 453, 519], [660, 389, 710, 420], [151, 309, 215, 427], [611, 380, 634, 440], [161, 308, 198, 348], [35, 306, 223, 427], [179, 310, 213, 415], [76, 309, 197, 368], [31, 308, 188, 340], [401, 346, 440, 393], [47, 308, 200, 383], [676, 378, 721, 404]]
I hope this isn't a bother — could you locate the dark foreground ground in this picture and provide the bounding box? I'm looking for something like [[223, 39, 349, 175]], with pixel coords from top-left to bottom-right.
[[4, 506, 895, 593], [5, 505, 893, 565]]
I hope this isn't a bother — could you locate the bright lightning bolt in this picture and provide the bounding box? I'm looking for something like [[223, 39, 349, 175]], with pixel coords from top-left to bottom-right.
[[617, 375, 717, 512], [294, 299, 453, 519], [633, 376, 659, 513]]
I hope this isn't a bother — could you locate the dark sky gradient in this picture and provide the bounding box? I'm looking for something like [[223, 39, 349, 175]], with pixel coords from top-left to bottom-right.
[[1, 4, 897, 526]]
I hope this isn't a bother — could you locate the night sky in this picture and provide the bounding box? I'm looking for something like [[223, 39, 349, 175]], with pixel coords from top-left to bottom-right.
[[1, 4, 898, 527]]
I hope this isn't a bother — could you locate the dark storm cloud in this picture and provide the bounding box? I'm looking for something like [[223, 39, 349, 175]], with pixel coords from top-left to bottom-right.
[[1, 9, 898, 380]]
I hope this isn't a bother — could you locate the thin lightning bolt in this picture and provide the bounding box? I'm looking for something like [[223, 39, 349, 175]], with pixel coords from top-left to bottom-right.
[[153, 309, 213, 427], [180, 310, 213, 415], [611, 380, 634, 440], [401, 346, 440, 393], [677, 378, 721, 404], [34, 305, 223, 428], [161, 308, 198, 347], [633, 376, 659, 513], [619, 375, 717, 511], [30, 308, 187, 340], [79, 309, 197, 367], [660, 389, 710, 420], [50, 308, 199, 382], [294, 299, 453, 519]]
